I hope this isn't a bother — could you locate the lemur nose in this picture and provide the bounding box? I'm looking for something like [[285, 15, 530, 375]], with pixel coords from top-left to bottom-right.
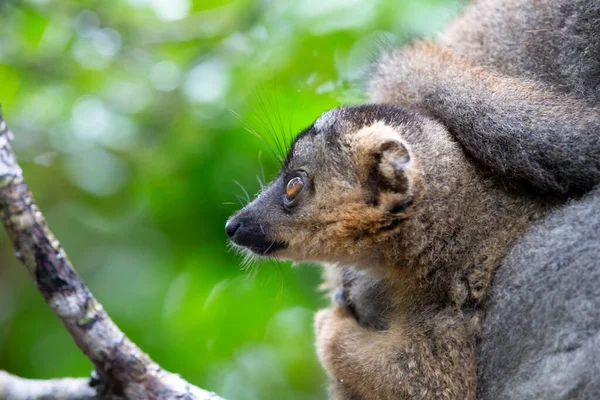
[[225, 219, 241, 238]]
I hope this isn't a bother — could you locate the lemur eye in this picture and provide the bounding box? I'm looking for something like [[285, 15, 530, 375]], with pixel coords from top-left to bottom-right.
[[286, 176, 304, 200]]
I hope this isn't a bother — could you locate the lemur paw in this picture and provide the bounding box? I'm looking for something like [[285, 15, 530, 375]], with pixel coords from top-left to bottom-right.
[[314, 306, 357, 377]]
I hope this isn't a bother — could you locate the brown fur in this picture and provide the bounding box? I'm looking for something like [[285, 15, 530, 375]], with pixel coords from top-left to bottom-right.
[[310, 109, 550, 400], [316, 0, 600, 397], [226, 104, 552, 399]]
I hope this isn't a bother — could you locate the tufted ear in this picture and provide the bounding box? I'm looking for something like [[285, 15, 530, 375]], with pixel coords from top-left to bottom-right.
[[374, 139, 411, 193], [352, 122, 418, 211]]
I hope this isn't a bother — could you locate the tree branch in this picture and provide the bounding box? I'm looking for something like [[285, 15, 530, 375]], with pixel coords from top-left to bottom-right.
[[0, 114, 225, 400], [0, 371, 99, 400]]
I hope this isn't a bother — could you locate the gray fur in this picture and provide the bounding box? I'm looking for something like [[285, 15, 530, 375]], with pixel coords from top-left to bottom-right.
[[436, 2, 600, 397], [439, 0, 600, 194], [479, 187, 600, 400], [440, 0, 600, 102], [335, 268, 392, 331], [370, 0, 600, 194]]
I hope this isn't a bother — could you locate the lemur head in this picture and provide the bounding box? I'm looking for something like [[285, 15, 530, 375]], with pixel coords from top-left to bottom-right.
[[226, 104, 429, 265]]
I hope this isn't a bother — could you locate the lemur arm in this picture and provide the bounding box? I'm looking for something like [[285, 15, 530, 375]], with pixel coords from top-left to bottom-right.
[[315, 306, 477, 400], [369, 41, 600, 194]]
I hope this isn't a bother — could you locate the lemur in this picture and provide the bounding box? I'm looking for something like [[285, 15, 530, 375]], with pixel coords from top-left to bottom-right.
[[325, 0, 600, 398], [227, 0, 600, 398], [227, 103, 557, 398]]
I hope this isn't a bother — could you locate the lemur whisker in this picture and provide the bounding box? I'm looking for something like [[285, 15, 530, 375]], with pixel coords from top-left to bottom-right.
[[256, 88, 294, 163], [256, 151, 266, 189], [254, 91, 285, 161], [232, 179, 251, 204], [270, 82, 289, 154], [263, 240, 276, 255], [234, 193, 247, 207], [229, 108, 282, 163], [244, 127, 282, 163]]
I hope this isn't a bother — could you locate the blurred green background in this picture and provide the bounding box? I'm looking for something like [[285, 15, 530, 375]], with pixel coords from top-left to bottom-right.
[[0, 0, 466, 398]]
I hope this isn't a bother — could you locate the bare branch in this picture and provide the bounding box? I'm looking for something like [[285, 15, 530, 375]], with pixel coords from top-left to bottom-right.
[[0, 113, 225, 400], [0, 371, 99, 400]]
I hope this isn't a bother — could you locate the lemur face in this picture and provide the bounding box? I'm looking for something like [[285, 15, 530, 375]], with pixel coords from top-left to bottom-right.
[[226, 104, 422, 264]]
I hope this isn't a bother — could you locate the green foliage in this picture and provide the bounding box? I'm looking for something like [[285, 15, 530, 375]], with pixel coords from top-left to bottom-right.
[[0, 0, 466, 398]]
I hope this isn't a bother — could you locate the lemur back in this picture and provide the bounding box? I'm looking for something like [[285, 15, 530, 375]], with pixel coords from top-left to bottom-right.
[[371, 0, 600, 195], [479, 187, 600, 399], [441, 0, 600, 102]]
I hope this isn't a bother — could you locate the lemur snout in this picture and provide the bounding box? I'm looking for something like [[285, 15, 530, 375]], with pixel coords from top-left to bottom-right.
[[226, 216, 261, 247], [225, 219, 241, 238], [225, 216, 287, 255]]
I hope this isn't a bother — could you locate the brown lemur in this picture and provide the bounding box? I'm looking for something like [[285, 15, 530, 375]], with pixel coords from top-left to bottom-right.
[[323, 0, 600, 398], [226, 0, 600, 398], [226, 104, 555, 399]]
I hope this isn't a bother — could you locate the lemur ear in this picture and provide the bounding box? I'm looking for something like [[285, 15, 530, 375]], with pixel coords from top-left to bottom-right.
[[352, 122, 418, 210], [373, 140, 411, 193]]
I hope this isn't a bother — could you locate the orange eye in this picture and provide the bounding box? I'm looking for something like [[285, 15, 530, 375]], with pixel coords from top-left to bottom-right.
[[286, 176, 304, 200]]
